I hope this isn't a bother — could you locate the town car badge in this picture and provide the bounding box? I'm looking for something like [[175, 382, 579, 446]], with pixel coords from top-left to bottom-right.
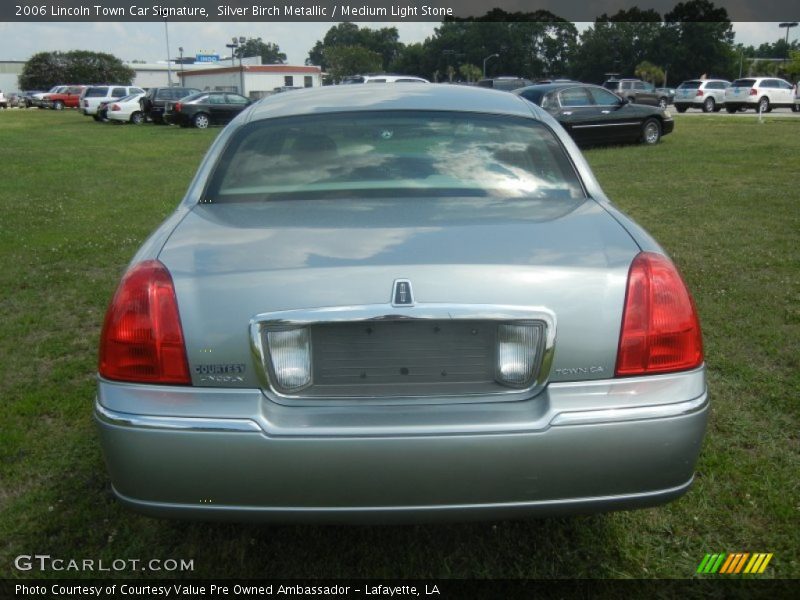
[[392, 279, 414, 307]]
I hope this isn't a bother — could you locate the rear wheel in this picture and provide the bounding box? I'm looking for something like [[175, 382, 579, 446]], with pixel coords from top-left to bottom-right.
[[792, 103, 799, 113], [53, 100, 64, 110], [702, 97, 715, 113], [130, 111, 144, 125], [193, 113, 210, 129], [641, 118, 661, 145], [757, 96, 770, 113]]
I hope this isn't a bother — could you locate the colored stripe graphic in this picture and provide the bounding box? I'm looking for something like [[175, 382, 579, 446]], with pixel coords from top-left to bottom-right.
[[700, 553, 774, 575], [758, 554, 773, 574]]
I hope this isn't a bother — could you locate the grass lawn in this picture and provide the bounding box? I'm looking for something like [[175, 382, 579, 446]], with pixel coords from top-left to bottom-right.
[[0, 109, 797, 580]]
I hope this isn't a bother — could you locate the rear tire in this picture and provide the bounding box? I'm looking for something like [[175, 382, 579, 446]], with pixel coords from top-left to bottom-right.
[[702, 97, 715, 113], [193, 113, 210, 129], [641, 118, 661, 145], [130, 112, 144, 125], [53, 100, 64, 110], [757, 96, 770, 113]]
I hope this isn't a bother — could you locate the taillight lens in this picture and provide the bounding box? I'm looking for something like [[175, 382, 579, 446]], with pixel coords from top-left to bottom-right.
[[749, 88, 757, 96], [111, 104, 120, 111], [696, 90, 704, 96], [174, 102, 182, 112], [616, 252, 703, 376], [99, 260, 190, 384]]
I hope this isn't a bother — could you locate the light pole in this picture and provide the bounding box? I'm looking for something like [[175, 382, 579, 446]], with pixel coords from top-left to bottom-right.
[[178, 46, 184, 82], [164, 19, 173, 87], [237, 36, 246, 96], [483, 53, 499, 79], [779, 22, 798, 63]]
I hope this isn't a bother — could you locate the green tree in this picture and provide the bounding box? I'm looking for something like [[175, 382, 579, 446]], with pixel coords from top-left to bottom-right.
[[459, 63, 482, 82], [660, 0, 736, 82], [322, 46, 382, 82], [635, 60, 665, 84], [571, 8, 663, 83], [418, 9, 578, 81], [19, 50, 134, 89], [307, 23, 402, 73], [235, 38, 286, 64]]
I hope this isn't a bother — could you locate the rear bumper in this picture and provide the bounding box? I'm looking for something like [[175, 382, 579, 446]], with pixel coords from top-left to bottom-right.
[[95, 368, 708, 523]]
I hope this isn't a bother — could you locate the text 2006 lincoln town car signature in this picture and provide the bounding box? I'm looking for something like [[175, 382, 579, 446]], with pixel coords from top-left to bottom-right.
[[95, 84, 707, 522]]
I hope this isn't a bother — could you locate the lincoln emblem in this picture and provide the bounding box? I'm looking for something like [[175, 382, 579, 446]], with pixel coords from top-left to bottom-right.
[[392, 279, 414, 306]]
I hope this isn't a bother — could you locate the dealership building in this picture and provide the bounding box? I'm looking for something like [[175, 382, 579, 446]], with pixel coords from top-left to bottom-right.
[[0, 57, 321, 97], [178, 64, 323, 97]]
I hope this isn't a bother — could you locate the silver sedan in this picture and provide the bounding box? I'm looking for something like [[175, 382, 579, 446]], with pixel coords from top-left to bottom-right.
[[95, 84, 708, 522]]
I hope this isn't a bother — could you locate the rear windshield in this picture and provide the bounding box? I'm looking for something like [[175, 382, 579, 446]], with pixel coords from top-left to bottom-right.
[[678, 81, 702, 89], [85, 87, 110, 97], [205, 111, 585, 202], [732, 79, 756, 87]]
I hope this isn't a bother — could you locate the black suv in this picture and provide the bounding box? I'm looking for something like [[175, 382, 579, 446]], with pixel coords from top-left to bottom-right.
[[603, 79, 669, 109], [477, 77, 534, 91], [140, 87, 200, 124]]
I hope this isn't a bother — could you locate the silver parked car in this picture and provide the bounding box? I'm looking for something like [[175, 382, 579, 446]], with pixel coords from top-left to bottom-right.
[[95, 85, 708, 522], [674, 79, 730, 112]]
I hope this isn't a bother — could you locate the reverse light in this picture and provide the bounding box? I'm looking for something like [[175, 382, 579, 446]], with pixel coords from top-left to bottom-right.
[[99, 260, 190, 384], [266, 328, 311, 391], [495, 323, 542, 387], [616, 252, 704, 376]]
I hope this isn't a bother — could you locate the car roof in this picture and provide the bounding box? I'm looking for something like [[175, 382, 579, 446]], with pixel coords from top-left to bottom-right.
[[247, 84, 539, 122], [515, 82, 593, 93]]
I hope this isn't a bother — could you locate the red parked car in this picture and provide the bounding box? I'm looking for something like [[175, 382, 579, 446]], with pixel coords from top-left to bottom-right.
[[42, 85, 86, 110]]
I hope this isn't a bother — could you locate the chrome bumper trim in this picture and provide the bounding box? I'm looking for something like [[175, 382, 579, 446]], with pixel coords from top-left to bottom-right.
[[94, 403, 261, 433], [550, 393, 708, 426], [95, 390, 707, 435]]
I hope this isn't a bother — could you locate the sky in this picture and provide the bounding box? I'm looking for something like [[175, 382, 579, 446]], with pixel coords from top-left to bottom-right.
[[0, 22, 795, 65]]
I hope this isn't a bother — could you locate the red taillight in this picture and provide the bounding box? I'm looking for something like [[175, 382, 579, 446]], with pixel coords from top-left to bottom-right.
[[174, 102, 182, 112], [99, 260, 190, 384], [749, 88, 757, 96], [615, 252, 703, 376], [695, 90, 704, 96], [111, 104, 120, 111]]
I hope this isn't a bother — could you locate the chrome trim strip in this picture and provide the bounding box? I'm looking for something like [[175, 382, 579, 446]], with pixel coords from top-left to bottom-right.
[[571, 122, 641, 129], [113, 478, 693, 514], [94, 402, 261, 433], [549, 392, 708, 427], [249, 303, 557, 403]]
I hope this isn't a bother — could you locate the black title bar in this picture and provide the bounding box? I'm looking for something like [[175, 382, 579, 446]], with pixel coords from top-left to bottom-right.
[[3, 1, 797, 22]]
